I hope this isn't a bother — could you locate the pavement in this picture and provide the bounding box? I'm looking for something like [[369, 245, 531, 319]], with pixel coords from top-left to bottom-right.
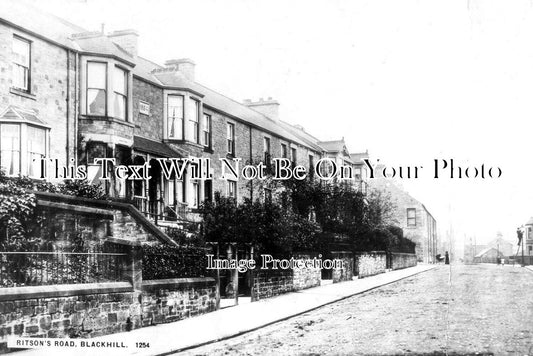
[[16, 264, 436, 356]]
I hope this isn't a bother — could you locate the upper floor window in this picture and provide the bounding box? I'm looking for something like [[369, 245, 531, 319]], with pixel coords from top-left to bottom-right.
[[291, 147, 297, 165], [189, 98, 200, 143], [227, 122, 235, 155], [202, 114, 211, 147], [87, 62, 107, 116], [192, 181, 200, 208], [263, 137, 271, 163], [168, 95, 184, 139], [113, 66, 127, 120], [281, 143, 288, 159], [309, 154, 315, 177], [12, 36, 31, 92], [407, 208, 416, 226]]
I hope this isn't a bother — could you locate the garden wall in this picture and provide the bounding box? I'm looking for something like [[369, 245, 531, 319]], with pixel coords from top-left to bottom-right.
[[354, 251, 387, 278], [390, 252, 417, 270], [141, 278, 217, 326], [331, 251, 354, 283]]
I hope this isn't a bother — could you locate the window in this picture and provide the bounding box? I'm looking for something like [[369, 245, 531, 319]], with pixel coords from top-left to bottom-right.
[[202, 114, 211, 147], [407, 208, 416, 226], [263, 137, 271, 163], [192, 181, 200, 208], [0, 124, 20, 175], [204, 180, 212, 202], [27, 126, 46, 177], [227, 180, 237, 199], [189, 98, 200, 143], [281, 143, 288, 158], [168, 95, 184, 139], [291, 147, 297, 165], [12, 36, 30, 91], [309, 154, 315, 177], [355, 167, 362, 180], [113, 66, 127, 120], [227, 123, 235, 155], [87, 62, 107, 116]]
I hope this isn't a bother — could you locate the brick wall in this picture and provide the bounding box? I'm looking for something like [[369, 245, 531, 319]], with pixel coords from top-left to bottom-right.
[[141, 278, 217, 326], [355, 252, 387, 278]]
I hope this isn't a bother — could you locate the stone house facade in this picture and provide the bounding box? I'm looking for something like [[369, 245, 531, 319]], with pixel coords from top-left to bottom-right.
[[370, 178, 438, 263], [0, 0, 369, 228]]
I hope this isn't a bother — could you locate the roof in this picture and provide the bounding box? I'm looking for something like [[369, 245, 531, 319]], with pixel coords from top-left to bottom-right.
[[474, 247, 500, 258], [317, 140, 346, 152], [152, 71, 320, 150], [278, 121, 324, 152], [133, 136, 182, 158], [526, 217, 533, 226], [72, 34, 134, 65], [0, 106, 50, 127], [350, 151, 369, 163]]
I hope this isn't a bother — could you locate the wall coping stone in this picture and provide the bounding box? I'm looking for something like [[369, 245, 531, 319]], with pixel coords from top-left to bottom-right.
[[31, 191, 178, 247], [0, 282, 133, 301], [142, 277, 215, 292]]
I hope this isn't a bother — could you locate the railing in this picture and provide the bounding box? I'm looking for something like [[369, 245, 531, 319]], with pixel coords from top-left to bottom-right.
[[0, 250, 128, 288]]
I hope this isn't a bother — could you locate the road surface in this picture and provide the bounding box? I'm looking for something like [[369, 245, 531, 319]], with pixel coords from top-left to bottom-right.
[[181, 264, 533, 355]]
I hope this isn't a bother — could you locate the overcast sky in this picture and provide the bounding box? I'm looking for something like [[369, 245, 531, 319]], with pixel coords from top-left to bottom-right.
[[27, 0, 533, 251]]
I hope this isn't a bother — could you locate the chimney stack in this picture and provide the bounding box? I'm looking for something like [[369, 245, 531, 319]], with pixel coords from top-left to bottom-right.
[[108, 29, 139, 57], [243, 98, 280, 121], [165, 58, 196, 81]]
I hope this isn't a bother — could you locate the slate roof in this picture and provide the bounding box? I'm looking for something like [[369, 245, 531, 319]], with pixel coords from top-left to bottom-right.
[[73, 34, 135, 65], [350, 151, 369, 163], [0, 106, 50, 127], [317, 140, 347, 153], [133, 136, 182, 158], [474, 247, 499, 258]]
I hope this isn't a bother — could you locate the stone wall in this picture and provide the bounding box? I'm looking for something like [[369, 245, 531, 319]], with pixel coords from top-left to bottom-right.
[[355, 252, 387, 278], [331, 252, 354, 283], [141, 278, 217, 326], [251, 269, 293, 302], [390, 252, 417, 270], [0, 283, 139, 353]]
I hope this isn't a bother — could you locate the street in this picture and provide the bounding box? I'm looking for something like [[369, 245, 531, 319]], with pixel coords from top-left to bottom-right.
[[181, 265, 533, 355]]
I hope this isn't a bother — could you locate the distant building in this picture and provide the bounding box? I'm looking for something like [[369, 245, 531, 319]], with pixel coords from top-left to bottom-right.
[[464, 233, 515, 263], [370, 178, 437, 263], [473, 247, 502, 264], [524, 217, 533, 256]]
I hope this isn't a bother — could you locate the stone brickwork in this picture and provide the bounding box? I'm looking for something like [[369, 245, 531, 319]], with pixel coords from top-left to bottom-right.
[[331, 252, 354, 283], [0, 286, 140, 353], [0, 23, 76, 167], [355, 252, 387, 278], [133, 78, 164, 141], [390, 252, 417, 270], [252, 269, 293, 301], [370, 178, 437, 263], [141, 278, 217, 326]]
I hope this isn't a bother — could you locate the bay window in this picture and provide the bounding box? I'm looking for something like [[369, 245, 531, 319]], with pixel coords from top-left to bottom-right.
[[113, 66, 127, 120], [12, 36, 31, 92], [87, 62, 107, 116], [0, 121, 48, 177], [27, 126, 46, 177], [168, 95, 184, 139], [0, 124, 20, 175]]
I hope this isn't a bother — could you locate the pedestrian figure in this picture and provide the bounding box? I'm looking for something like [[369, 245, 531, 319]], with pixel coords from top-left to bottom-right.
[[445, 251, 450, 265]]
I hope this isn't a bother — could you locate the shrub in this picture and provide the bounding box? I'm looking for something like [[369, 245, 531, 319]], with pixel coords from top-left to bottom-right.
[[142, 244, 208, 280]]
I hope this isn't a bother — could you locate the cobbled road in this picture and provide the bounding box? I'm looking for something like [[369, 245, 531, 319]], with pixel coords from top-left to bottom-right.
[[181, 264, 533, 356]]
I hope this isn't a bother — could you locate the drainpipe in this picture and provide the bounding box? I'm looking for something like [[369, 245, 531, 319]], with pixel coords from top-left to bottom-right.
[[73, 52, 79, 164], [65, 49, 70, 163], [249, 126, 253, 200]]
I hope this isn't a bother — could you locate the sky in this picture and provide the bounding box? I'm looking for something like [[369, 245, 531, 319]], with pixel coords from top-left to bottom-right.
[[25, 0, 533, 251]]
